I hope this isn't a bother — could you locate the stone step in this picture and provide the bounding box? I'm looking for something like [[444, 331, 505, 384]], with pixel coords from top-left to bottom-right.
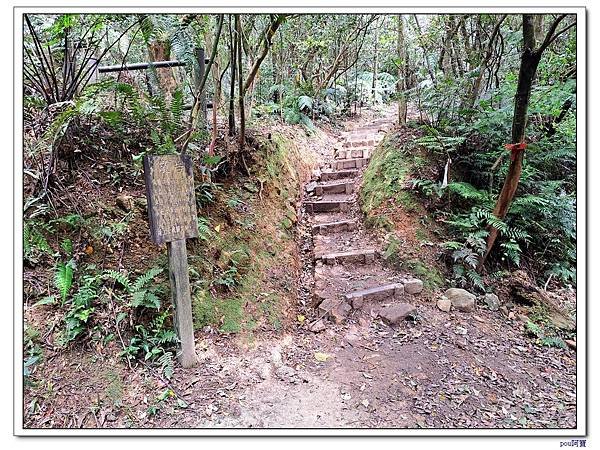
[[331, 158, 369, 170], [343, 139, 376, 148], [312, 219, 357, 235], [335, 148, 369, 159], [344, 283, 404, 309], [304, 200, 350, 213], [314, 180, 354, 196], [315, 248, 376, 265], [320, 169, 359, 181]]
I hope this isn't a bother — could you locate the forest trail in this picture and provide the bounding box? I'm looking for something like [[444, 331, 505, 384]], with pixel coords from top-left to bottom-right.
[[145, 108, 576, 429]]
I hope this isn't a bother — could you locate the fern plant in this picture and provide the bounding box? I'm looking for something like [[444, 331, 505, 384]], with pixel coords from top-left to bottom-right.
[[24, 220, 53, 264], [105, 267, 165, 310], [54, 260, 75, 304], [62, 271, 100, 343], [120, 310, 178, 379]]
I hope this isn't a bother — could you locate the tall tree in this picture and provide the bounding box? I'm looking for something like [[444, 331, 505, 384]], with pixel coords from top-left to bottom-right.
[[236, 14, 246, 150], [397, 14, 407, 125], [481, 14, 576, 266]]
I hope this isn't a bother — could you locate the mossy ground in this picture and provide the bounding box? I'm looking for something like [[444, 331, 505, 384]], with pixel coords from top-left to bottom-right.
[[189, 130, 315, 335], [360, 130, 447, 292]]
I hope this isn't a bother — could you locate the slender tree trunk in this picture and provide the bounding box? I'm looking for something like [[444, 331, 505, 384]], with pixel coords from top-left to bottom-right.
[[148, 40, 177, 101], [236, 15, 245, 150], [481, 14, 542, 265], [228, 15, 237, 137], [371, 25, 378, 102], [397, 14, 407, 125]]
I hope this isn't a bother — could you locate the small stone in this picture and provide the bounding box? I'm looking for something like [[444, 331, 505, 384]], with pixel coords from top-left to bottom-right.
[[445, 288, 476, 312], [499, 305, 509, 316], [517, 314, 529, 323], [437, 298, 452, 312], [484, 293, 501, 311], [258, 363, 272, 380], [473, 315, 485, 323], [508, 311, 515, 320], [270, 350, 282, 366], [305, 181, 317, 193], [275, 365, 296, 381], [330, 302, 352, 324], [565, 339, 576, 349], [379, 303, 416, 325], [309, 320, 327, 333], [455, 326, 468, 335], [116, 194, 133, 211], [404, 279, 424, 295]]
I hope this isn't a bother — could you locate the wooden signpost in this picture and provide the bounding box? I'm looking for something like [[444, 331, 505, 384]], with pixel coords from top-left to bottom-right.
[[143, 154, 198, 368]]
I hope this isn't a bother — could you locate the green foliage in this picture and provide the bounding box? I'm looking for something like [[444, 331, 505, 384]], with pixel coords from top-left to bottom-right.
[[525, 320, 568, 350], [105, 267, 165, 310], [24, 324, 43, 381], [62, 271, 100, 343], [24, 220, 53, 264], [120, 310, 178, 379], [361, 137, 411, 214], [54, 260, 75, 304]]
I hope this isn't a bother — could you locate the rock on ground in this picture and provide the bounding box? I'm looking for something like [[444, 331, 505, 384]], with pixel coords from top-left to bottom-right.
[[437, 298, 451, 312], [379, 303, 416, 325], [445, 288, 476, 312], [404, 279, 424, 295], [484, 293, 501, 311]]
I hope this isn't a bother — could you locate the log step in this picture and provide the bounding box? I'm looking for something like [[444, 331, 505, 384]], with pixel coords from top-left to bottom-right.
[[343, 138, 376, 148], [344, 283, 404, 310], [331, 158, 369, 170], [335, 148, 369, 160], [314, 180, 354, 196], [320, 169, 358, 181], [315, 248, 376, 265], [312, 219, 357, 235], [304, 200, 350, 213]]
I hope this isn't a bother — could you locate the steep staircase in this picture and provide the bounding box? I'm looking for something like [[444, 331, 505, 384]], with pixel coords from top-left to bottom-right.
[[303, 116, 424, 328]]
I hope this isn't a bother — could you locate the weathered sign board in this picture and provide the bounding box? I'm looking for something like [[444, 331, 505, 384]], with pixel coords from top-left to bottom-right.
[[143, 154, 199, 245], [143, 154, 198, 368]]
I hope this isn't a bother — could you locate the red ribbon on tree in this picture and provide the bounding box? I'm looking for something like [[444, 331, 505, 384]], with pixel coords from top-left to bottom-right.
[[504, 142, 527, 161]]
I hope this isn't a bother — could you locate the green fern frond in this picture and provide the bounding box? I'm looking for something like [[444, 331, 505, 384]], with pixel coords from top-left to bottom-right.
[[54, 260, 74, 303], [132, 267, 163, 293], [60, 238, 73, 255], [104, 270, 131, 292], [170, 89, 184, 131], [447, 182, 488, 201], [540, 336, 567, 349], [157, 351, 175, 379]]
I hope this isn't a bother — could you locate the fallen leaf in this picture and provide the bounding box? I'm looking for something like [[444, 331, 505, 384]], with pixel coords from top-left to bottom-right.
[[314, 352, 330, 362], [297, 315, 306, 323]]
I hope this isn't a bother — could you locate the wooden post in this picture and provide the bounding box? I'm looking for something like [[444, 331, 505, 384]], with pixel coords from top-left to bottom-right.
[[144, 154, 199, 368], [167, 239, 197, 368]]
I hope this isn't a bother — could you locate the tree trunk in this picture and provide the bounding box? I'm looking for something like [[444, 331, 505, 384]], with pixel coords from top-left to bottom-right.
[[236, 15, 245, 151], [371, 25, 378, 102], [481, 14, 541, 265], [397, 15, 407, 125], [148, 40, 177, 101], [228, 15, 237, 137]]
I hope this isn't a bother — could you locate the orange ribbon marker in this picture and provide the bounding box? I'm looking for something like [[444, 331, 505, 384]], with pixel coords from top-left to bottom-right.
[[504, 142, 527, 161]]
